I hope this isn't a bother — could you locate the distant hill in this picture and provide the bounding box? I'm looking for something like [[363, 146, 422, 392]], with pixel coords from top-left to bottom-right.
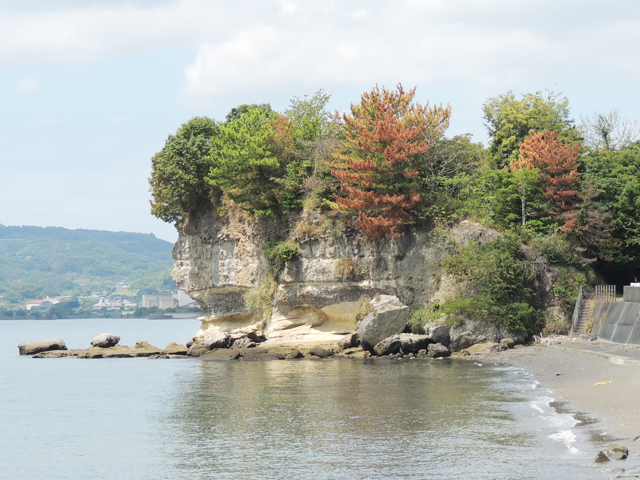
[[0, 225, 175, 304]]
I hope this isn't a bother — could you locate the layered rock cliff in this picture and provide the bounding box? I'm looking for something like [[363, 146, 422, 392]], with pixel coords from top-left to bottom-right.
[[172, 210, 562, 344]]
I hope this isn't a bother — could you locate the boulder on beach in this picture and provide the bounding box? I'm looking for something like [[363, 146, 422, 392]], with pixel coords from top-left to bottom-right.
[[398, 333, 431, 353], [18, 338, 67, 355], [426, 325, 451, 347], [358, 295, 409, 352], [202, 331, 232, 349], [608, 444, 629, 460], [91, 333, 120, 348], [338, 332, 359, 350], [309, 346, 332, 358], [374, 336, 402, 356], [427, 343, 450, 358]]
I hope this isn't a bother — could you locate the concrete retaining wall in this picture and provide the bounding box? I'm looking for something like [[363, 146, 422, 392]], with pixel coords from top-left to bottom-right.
[[624, 286, 640, 302], [592, 301, 640, 344]]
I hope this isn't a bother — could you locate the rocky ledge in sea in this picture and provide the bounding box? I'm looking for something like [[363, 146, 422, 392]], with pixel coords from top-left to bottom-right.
[[185, 295, 522, 361], [18, 333, 189, 359]]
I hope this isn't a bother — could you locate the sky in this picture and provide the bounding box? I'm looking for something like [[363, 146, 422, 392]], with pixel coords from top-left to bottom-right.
[[1, 0, 639, 243]]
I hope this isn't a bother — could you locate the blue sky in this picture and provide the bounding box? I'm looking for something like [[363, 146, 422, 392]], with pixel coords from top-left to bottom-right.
[[1, 0, 639, 243]]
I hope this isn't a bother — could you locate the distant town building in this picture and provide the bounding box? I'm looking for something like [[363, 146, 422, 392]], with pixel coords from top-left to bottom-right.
[[174, 289, 197, 308], [141, 294, 175, 309], [26, 300, 52, 311]]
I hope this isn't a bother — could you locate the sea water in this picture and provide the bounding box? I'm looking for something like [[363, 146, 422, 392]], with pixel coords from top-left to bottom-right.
[[0, 319, 612, 479]]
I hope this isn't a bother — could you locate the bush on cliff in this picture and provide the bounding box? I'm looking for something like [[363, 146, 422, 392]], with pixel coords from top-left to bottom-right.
[[441, 237, 544, 335]]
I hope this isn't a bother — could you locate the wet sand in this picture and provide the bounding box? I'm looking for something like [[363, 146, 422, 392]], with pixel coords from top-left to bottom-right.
[[490, 342, 640, 440]]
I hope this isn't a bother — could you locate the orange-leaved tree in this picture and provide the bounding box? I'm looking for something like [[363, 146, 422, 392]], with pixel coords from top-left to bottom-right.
[[331, 84, 451, 239], [518, 129, 581, 232]]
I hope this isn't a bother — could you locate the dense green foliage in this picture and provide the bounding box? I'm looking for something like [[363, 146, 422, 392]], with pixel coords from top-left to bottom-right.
[[150, 117, 220, 222], [149, 85, 640, 333], [441, 237, 545, 334], [482, 90, 579, 167], [582, 144, 640, 282], [0, 225, 174, 303]]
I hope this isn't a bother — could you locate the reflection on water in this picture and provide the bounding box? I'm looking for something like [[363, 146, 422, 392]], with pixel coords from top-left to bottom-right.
[[163, 360, 604, 480], [0, 320, 606, 480]]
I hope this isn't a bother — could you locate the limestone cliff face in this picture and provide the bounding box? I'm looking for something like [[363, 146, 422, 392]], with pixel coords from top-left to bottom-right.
[[172, 210, 561, 341]]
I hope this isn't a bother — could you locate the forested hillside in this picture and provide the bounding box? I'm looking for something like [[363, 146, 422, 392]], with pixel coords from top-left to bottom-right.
[[0, 225, 175, 303]]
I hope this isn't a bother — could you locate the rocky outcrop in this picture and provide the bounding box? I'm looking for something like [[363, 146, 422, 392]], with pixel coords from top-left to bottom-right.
[[172, 211, 562, 346], [18, 338, 67, 355], [163, 342, 188, 355], [32, 341, 163, 358], [91, 333, 120, 348]]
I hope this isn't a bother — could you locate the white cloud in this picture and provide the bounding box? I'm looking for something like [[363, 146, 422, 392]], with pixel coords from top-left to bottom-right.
[[176, 0, 640, 106], [11, 75, 41, 94], [276, 0, 297, 15]]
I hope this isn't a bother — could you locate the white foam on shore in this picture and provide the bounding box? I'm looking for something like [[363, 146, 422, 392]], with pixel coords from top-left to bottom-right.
[[548, 429, 580, 455], [494, 365, 583, 456]]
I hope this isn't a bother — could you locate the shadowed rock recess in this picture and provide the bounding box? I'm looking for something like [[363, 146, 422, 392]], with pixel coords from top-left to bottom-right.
[[170, 210, 563, 358]]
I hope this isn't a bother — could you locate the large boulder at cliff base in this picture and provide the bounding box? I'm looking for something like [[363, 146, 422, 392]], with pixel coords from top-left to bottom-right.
[[18, 338, 67, 355], [374, 335, 402, 356], [426, 325, 451, 347], [427, 343, 450, 358], [398, 333, 431, 353], [91, 333, 120, 348], [202, 331, 232, 349], [358, 295, 409, 352]]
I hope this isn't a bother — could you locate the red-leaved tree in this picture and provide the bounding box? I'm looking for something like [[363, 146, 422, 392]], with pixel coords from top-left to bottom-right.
[[518, 129, 581, 232], [331, 84, 451, 239]]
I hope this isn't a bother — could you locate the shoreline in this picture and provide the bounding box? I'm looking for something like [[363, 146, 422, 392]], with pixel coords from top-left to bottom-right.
[[486, 339, 640, 468]]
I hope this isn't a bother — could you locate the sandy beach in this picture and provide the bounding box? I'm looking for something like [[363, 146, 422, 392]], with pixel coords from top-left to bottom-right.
[[488, 339, 640, 456]]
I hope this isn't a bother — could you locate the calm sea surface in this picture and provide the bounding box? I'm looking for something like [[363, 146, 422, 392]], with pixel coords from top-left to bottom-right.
[[0, 319, 612, 479]]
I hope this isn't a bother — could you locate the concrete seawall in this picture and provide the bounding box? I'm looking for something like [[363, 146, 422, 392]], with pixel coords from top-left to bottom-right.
[[592, 287, 640, 344]]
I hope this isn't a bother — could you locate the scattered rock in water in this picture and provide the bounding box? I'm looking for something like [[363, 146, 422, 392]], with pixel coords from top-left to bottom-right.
[[358, 295, 409, 352], [202, 332, 232, 350], [163, 342, 188, 355], [90, 333, 120, 348], [374, 335, 402, 356], [426, 325, 451, 347], [398, 333, 431, 353], [149, 354, 170, 359], [187, 342, 209, 357], [285, 349, 303, 359], [201, 349, 242, 361], [18, 338, 67, 355], [608, 443, 629, 460], [309, 346, 332, 358], [427, 343, 450, 358], [338, 332, 359, 350], [232, 337, 256, 349], [242, 348, 285, 361], [594, 451, 610, 463]]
